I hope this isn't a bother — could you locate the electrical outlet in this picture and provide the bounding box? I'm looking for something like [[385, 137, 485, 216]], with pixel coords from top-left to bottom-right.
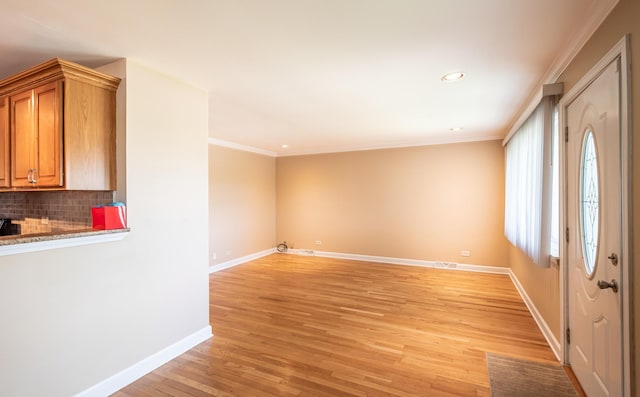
[[41, 216, 49, 225], [461, 250, 471, 257], [315, 240, 322, 245], [212, 252, 217, 260]]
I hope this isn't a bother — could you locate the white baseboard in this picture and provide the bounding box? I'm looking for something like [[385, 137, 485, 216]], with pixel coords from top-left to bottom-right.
[[74, 325, 213, 397], [287, 249, 511, 275], [508, 271, 562, 360], [209, 248, 276, 273]]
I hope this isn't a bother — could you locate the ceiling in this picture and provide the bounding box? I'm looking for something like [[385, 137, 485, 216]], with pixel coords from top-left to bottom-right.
[[0, 0, 618, 156]]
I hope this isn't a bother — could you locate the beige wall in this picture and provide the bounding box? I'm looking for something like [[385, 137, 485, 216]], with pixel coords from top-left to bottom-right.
[[209, 145, 276, 265], [510, 0, 638, 392], [277, 140, 509, 267], [510, 245, 562, 336], [0, 59, 211, 396]]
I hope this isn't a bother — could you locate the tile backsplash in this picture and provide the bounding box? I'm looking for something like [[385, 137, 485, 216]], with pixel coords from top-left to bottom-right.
[[0, 191, 114, 235]]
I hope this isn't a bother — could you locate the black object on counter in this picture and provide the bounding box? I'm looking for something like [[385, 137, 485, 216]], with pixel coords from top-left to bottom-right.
[[0, 219, 20, 236]]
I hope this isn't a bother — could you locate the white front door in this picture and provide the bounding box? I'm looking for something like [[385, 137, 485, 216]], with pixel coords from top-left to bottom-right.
[[566, 58, 622, 397]]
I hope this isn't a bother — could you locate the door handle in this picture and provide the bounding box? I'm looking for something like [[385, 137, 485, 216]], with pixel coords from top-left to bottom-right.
[[597, 279, 618, 293]]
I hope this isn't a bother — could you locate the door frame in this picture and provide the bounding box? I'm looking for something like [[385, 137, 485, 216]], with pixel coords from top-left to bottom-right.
[[558, 35, 632, 396]]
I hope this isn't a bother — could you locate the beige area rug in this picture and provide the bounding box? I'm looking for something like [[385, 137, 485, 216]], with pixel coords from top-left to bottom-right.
[[486, 353, 579, 397]]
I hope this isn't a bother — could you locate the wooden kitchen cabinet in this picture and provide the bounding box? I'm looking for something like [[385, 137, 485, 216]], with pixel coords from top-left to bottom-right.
[[0, 58, 120, 191], [10, 81, 63, 187]]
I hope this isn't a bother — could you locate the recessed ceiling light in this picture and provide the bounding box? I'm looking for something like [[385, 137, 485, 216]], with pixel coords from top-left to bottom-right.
[[441, 72, 465, 82], [449, 127, 463, 132], [281, 144, 289, 149]]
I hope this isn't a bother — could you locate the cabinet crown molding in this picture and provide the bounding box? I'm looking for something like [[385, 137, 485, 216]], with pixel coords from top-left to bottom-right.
[[0, 58, 121, 97]]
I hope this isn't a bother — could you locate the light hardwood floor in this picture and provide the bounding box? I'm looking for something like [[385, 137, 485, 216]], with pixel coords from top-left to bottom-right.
[[114, 254, 575, 396]]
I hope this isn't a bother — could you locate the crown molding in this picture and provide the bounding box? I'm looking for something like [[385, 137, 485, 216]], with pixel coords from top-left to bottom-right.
[[504, 0, 619, 142], [209, 135, 503, 158], [276, 135, 504, 157], [208, 138, 277, 157]]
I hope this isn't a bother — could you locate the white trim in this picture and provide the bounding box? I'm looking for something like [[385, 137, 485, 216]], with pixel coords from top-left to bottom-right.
[[208, 138, 277, 157], [509, 270, 562, 360], [209, 248, 276, 273], [287, 249, 511, 275], [558, 35, 632, 396], [619, 36, 633, 397], [0, 230, 129, 256], [277, 135, 504, 158], [74, 325, 213, 397], [210, 135, 504, 158], [503, 0, 619, 144]]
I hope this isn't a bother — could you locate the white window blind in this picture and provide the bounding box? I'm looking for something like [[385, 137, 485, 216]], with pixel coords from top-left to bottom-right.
[[549, 106, 560, 258], [504, 97, 555, 267]]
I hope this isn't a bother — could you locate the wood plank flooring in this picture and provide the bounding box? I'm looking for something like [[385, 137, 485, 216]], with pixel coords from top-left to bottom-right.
[[113, 254, 564, 396]]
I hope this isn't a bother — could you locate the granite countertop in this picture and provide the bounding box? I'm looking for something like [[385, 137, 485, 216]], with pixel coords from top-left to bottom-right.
[[0, 228, 130, 246]]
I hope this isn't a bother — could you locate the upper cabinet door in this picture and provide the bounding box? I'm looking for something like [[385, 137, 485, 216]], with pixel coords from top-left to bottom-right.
[[10, 88, 35, 187], [9, 81, 63, 188], [0, 97, 9, 188], [33, 81, 63, 187]]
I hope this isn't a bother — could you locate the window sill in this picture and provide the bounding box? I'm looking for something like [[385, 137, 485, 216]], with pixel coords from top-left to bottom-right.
[[0, 228, 130, 256], [549, 255, 560, 267]]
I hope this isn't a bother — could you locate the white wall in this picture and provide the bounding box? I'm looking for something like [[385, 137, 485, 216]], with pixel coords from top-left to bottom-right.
[[0, 59, 211, 397]]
